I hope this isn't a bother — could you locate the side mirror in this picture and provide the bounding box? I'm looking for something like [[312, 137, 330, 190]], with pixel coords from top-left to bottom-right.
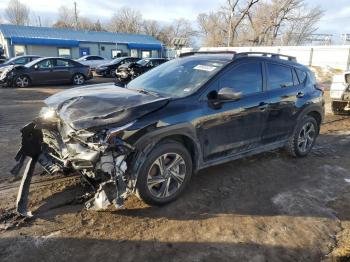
[[34, 64, 39, 70], [217, 87, 241, 101]]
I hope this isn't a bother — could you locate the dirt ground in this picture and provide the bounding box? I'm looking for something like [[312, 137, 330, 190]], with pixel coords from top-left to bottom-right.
[[0, 81, 350, 261]]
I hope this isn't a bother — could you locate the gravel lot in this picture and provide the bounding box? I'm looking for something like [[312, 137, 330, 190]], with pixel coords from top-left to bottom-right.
[[0, 80, 350, 262]]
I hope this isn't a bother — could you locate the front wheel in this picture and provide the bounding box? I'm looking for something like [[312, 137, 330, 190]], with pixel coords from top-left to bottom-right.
[[14, 75, 30, 88], [286, 116, 318, 157], [72, 73, 85, 85], [135, 141, 192, 206]]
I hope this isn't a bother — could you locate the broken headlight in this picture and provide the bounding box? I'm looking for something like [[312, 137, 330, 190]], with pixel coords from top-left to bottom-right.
[[0, 67, 11, 79]]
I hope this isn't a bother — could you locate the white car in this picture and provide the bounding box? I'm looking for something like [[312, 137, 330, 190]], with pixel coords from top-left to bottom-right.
[[330, 71, 350, 114], [76, 55, 111, 70]]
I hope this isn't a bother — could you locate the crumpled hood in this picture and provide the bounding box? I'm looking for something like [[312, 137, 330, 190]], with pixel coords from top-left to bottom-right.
[[45, 84, 169, 130]]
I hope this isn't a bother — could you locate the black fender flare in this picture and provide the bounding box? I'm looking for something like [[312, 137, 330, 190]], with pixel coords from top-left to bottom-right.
[[129, 123, 203, 183]]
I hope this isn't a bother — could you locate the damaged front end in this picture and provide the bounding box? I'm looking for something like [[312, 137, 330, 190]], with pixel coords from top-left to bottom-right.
[[12, 107, 136, 217]]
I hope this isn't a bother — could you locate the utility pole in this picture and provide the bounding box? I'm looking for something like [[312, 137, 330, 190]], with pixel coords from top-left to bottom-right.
[[38, 16, 42, 27], [227, 8, 233, 47], [74, 2, 78, 30]]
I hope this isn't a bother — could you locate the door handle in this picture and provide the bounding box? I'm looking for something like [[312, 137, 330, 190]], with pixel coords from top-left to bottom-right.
[[296, 91, 304, 98], [258, 102, 268, 111]]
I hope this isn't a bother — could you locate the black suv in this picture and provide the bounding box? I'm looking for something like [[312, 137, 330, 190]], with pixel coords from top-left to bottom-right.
[[14, 52, 324, 216]]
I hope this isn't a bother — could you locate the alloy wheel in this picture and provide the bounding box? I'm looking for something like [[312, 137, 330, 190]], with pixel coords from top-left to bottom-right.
[[16, 76, 29, 88], [73, 74, 85, 85], [147, 153, 186, 198], [297, 122, 316, 153]]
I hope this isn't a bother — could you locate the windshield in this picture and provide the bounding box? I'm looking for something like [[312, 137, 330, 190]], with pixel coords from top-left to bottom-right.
[[109, 57, 124, 64], [127, 56, 230, 98], [137, 59, 149, 66], [5, 57, 19, 64]]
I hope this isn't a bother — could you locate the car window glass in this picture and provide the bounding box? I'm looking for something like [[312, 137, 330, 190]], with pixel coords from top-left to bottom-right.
[[267, 63, 294, 89], [37, 59, 53, 69], [219, 62, 263, 95], [90, 56, 103, 60], [292, 68, 299, 85], [56, 59, 71, 67], [296, 69, 307, 83], [14, 57, 27, 64]]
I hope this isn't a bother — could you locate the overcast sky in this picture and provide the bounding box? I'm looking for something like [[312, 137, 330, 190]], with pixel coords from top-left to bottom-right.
[[0, 0, 349, 40]]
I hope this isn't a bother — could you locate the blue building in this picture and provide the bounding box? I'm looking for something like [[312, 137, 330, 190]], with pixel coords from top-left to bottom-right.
[[0, 24, 163, 59]]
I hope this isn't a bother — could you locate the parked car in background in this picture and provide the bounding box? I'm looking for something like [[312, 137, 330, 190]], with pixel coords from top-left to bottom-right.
[[0, 55, 41, 68], [330, 71, 350, 114], [116, 58, 168, 84], [76, 55, 111, 70], [95, 57, 140, 77], [0, 57, 92, 88], [13, 51, 324, 215]]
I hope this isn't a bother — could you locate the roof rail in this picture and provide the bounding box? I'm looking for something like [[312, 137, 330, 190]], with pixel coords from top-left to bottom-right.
[[235, 52, 297, 62], [179, 51, 236, 58]]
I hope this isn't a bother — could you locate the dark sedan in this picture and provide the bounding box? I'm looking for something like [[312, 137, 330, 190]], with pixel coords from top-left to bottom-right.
[[95, 57, 140, 77], [0, 57, 93, 88], [0, 55, 41, 68], [116, 58, 168, 84]]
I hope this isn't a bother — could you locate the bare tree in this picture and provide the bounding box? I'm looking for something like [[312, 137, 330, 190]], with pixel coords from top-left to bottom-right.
[[198, 0, 323, 47], [53, 6, 76, 29], [197, 0, 260, 47], [53, 6, 105, 31], [197, 12, 227, 46], [142, 20, 161, 38], [246, 0, 323, 46], [224, 0, 260, 46], [108, 7, 143, 34], [5, 0, 30, 25]]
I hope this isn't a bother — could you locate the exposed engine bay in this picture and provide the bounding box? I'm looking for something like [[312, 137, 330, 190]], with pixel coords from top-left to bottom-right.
[[12, 109, 136, 217]]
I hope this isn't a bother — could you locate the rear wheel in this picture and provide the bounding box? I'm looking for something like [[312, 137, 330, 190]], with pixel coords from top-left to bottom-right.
[[135, 141, 192, 206], [14, 75, 30, 88], [72, 73, 85, 85], [286, 116, 318, 157]]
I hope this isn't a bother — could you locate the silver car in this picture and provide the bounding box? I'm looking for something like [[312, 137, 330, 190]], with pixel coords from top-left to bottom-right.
[[330, 71, 350, 114]]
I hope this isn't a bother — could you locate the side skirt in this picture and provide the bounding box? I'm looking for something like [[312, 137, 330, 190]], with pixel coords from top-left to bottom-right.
[[198, 140, 287, 171]]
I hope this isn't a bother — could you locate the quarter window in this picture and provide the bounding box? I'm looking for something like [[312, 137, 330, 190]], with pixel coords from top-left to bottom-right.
[[267, 63, 294, 89], [296, 69, 307, 84], [219, 62, 263, 96]]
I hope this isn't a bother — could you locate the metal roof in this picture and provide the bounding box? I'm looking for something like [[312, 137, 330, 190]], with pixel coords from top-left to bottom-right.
[[0, 24, 162, 45]]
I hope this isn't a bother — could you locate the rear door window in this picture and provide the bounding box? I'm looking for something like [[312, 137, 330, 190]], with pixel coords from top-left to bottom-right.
[[267, 63, 294, 89], [219, 62, 263, 96], [37, 59, 53, 69]]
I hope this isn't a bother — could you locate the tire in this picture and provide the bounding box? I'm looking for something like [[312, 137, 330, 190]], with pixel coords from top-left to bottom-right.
[[72, 73, 85, 85], [135, 140, 193, 206], [286, 115, 318, 157], [331, 101, 349, 115], [14, 75, 30, 88]]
